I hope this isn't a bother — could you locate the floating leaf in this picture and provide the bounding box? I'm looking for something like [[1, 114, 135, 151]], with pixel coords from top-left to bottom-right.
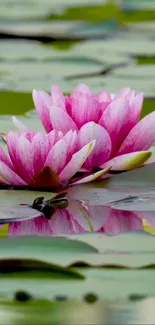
[[0, 258, 84, 279], [0, 234, 155, 268], [95, 38, 155, 57], [0, 298, 155, 325]]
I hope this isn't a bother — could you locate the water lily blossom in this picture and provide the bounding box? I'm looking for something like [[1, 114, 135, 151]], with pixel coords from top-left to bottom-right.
[[0, 130, 110, 187], [30, 84, 155, 172]]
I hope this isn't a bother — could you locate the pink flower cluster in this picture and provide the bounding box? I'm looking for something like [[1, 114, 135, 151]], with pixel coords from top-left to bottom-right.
[[1, 83, 155, 188]]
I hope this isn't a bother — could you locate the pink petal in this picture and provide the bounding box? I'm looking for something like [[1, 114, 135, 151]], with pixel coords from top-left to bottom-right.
[[101, 151, 151, 170], [125, 90, 137, 102], [0, 161, 26, 185], [12, 116, 28, 131], [63, 130, 77, 162], [73, 167, 110, 185], [45, 138, 67, 174], [47, 130, 63, 148], [48, 210, 74, 235], [128, 92, 143, 127], [73, 83, 92, 95], [137, 211, 155, 228], [98, 101, 111, 116], [99, 98, 133, 156], [114, 87, 131, 99], [0, 146, 15, 170], [67, 199, 110, 232], [118, 111, 155, 155], [103, 209, 143, 234], [32, 89, 53, 133], [59, 140, 96, 182], [86, 205, 111, 231], [31, 133, 49, 174], [96, 91, 111, 103], [16, 135, 35, 183], [23, 131, 36, 142], [70, 219, 86, 234], [65, 95, 72, 115], [8, 217, 52, 236], [51, 85, 65, 110], [6, 132, 23, 174], [78, 122, 111, 168], [50, 106, 78, 134], [71, 92, 99, 128], [66, 199, 90, 231]]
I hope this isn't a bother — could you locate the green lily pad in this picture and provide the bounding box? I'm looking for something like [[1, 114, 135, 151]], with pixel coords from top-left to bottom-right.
[[0, 0, 106, 21], [0, 58, 103, 92], [0, 298, 155, 324], [121, 0, 155, 10], [69, 232, 155, 253], [70, 20, 120, 38], [69, 74, 155, 98], [0, 21, 89, 38], [0, 190, 55, 205], [0, 59, 103, 78], [0, 1, 58, 20], [95, 38, 155, 57], [0, 19, 118, 40], [124, 21, 155, 36], [111, 64, 155, 79], [0, 258, 84, 279], [0, 114, 43, 132], [71, 40, 133, 65], [0, 233, 155, 268], [56, 2, 119, 22], [0, 234, 155, 303], [0, 40, 65, 61], [104, 163, 155, 193], [1, 268, 155, 301]]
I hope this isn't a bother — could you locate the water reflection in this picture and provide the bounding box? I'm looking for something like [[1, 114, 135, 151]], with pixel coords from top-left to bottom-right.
[[6, 198, 144, 237]]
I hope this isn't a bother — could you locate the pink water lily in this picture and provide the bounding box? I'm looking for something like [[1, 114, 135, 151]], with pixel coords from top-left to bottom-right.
[[0, 130, 106, 187], [30, 84, 155, 172]]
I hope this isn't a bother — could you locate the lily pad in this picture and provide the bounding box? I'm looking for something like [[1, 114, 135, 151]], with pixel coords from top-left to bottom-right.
[[0, 59, 103, 92], [71, 40, 133, 65], [121, 0, 155, 10], [0, 0, 106, 21], [0, 19, 119, 40], [95, 38, 155, 57], [69, 74, 155, 98], [0, 298, 155, 324], [0, 233, 155, 268], [0, 40, 66, 61], [0, 59, 103, 78], [124, 21, 155, 36], [0, 21, 89, 39], [0, 190, 55, 206], [111, 64, 155, 79], [0, 115, 43, 132], [0, 0, 59, 20]]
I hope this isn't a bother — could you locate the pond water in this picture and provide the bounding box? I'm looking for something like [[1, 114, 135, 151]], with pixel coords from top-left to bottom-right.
[[1, 0, 155, 323]]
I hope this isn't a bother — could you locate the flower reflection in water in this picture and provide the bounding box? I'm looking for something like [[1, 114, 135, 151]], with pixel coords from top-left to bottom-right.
[[7, 198, 144, 237]]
